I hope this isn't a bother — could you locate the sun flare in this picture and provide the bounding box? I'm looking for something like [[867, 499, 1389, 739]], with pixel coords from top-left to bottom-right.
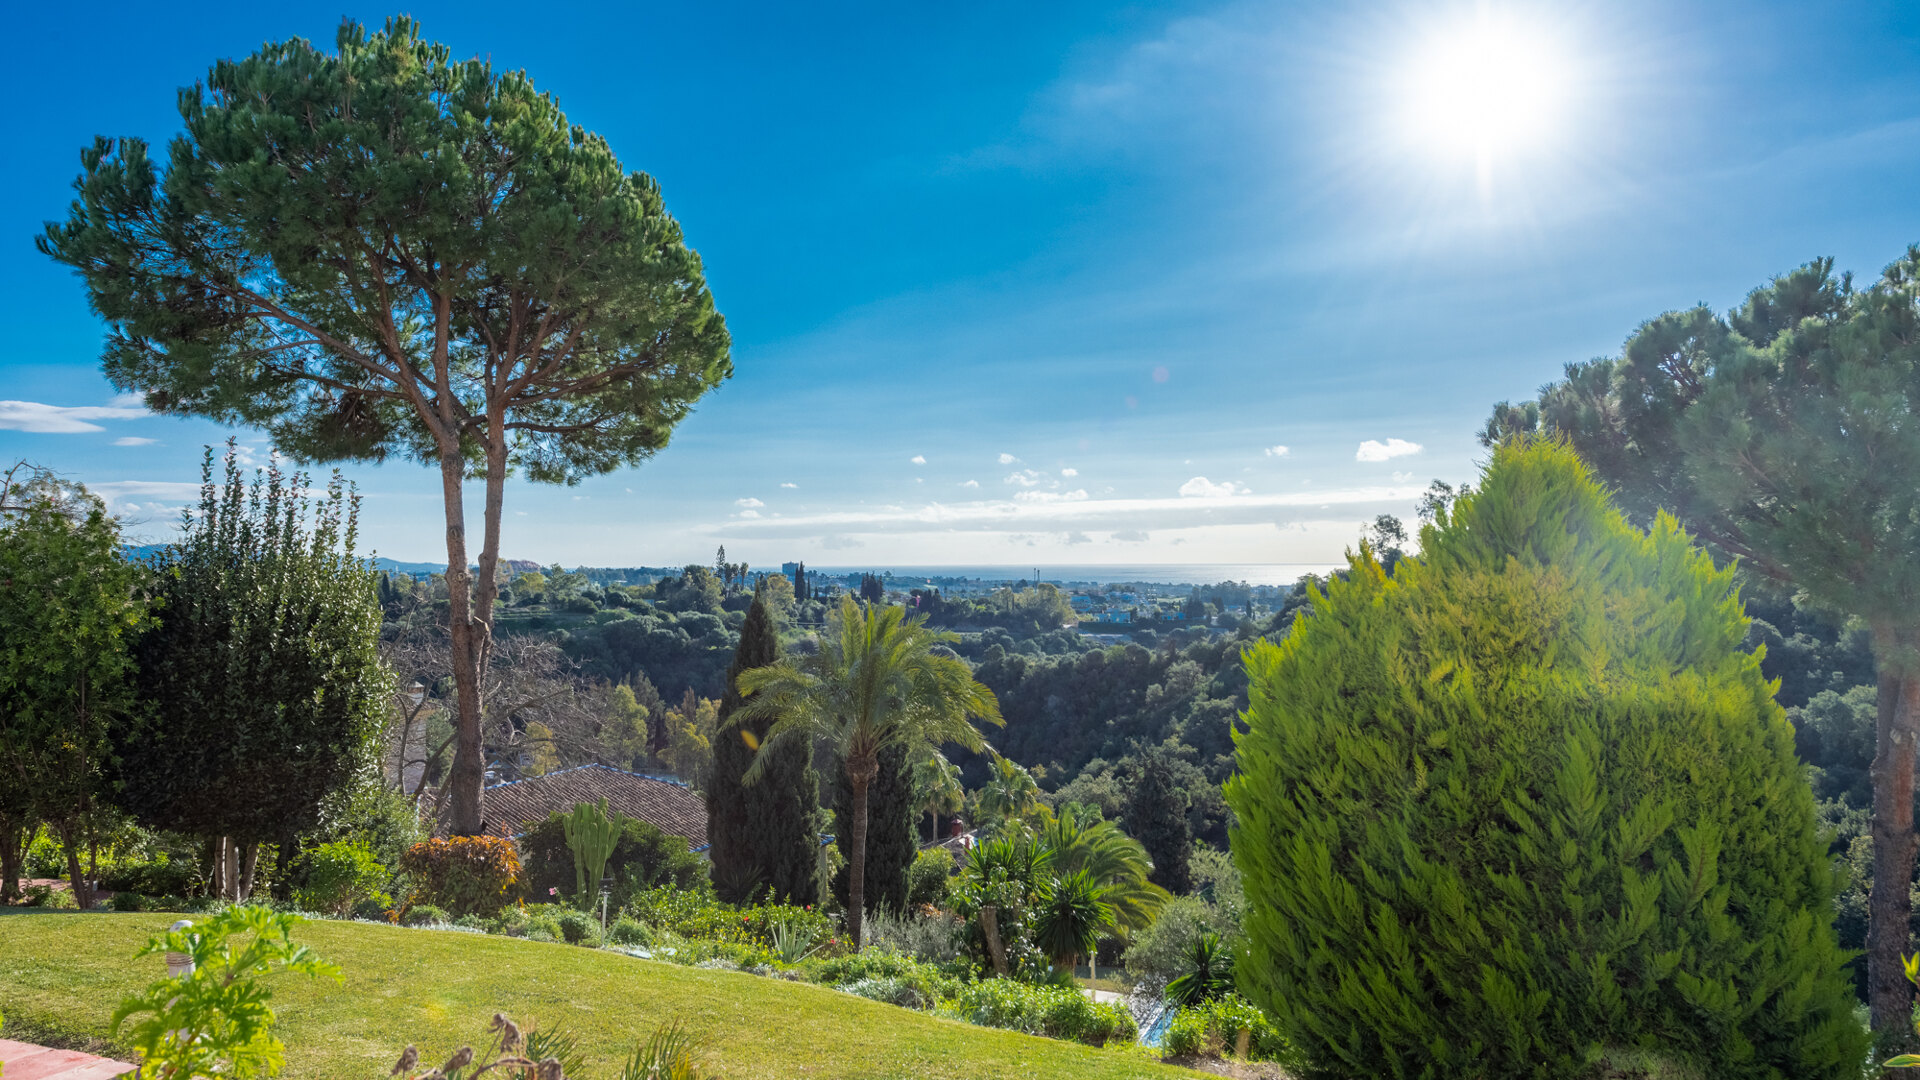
[[1400, 11, 1568, 173]]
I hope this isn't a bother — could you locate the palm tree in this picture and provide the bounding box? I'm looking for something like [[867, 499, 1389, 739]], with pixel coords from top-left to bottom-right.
[[1038, 804, 1171, 938], [735, 594, 1002, 949], [911, 750, 965, 844], [975, 753, 1042, 836], [1033, 868, 1116, 975]]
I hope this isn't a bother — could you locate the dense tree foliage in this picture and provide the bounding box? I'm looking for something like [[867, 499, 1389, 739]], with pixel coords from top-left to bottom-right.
[[561, 599, 736, 701], [42, 17, 732, 836], [1228, 440, 1865, 1079], [707, 589, 819, 905], [1483, 251, 1920, 1033], [0, 466, 151, 908], [117, 447, 386, 901], [1124, 748, 1193, 896]]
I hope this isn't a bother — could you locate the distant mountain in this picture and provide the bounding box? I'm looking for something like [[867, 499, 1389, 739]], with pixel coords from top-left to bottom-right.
[[373, 556, 449, 575]]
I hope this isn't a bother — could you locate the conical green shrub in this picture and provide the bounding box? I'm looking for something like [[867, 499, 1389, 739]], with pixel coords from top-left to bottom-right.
[[1225, 439, 1866, 1080]]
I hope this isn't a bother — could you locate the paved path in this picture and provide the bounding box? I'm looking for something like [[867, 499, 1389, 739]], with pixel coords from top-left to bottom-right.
[[0, 1039, 136, 1079]]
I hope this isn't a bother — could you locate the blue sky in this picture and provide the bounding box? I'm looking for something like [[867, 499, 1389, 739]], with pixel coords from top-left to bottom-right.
[[5, 0, 1919, 567]]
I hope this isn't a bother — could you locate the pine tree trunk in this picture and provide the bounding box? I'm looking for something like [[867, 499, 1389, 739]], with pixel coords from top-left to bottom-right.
[[222, 836, 241, 903], [440, 446, 488, 837], [848, 774, 870, 952], [1868, 631, 1920, 1041], [58, 819, 92, 910], [274, 835, 298, 901], [0, 816, 30, 904], [238, 842, 262, 901]]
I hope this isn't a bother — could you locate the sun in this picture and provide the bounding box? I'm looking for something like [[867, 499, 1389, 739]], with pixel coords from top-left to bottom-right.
[[1399, 10, 1568, 175]]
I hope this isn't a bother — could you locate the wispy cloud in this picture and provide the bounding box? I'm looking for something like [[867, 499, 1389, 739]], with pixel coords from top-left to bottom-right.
[[114, 437, 158, 447], [961, 479, 980, 489], [1264, 444, 1290, 457], [0, 396, 149, 434], [1356, 438, 1422, 462], [910, 454, 927, 465], [735, 497, 765, 508], [780, 482, 798, 489], [1061, 467, 1079, 477], [1005, 469, 1044, 488], [712, 482, 1420, 541], [998, 452, 1019, 465]]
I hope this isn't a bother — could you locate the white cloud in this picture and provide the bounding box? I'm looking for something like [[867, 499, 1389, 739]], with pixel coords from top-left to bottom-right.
[[1060, 467, 1079, 477], [1015, 489, 1089, 504], [780, 482, 798, 489], [961, 480, 980, 489], [0, 398, 149, 434], [998, 453, 1018, 465], [1264, 444, 1290, 457], [910, 454, 926, 465], [1392, 471, 1414, 482], [1356, 438, 1423, 462], [114, 437, 158, 447], [1179, 476, 1246, 497], [1004, 470, 1044, 488], [736, 509, 762, 519], [735, 497, 765, 508]]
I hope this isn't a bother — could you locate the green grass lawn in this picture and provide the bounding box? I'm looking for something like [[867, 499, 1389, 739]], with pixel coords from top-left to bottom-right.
[[0, 913, 1203, 1080]]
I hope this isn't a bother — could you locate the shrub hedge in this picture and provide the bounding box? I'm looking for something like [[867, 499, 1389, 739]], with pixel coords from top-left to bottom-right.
[[941, 980, 1136, 1047], [400, 836, 520, 916], [1226, 440, 1867, 1079]]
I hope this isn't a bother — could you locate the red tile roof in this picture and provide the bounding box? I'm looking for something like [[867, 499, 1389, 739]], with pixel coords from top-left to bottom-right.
[[448, 764, 709, 850]]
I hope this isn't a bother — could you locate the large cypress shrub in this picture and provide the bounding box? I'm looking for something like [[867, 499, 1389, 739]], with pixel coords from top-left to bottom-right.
[[707, 588, 820, 904], [1225, 440, 1866, 1079], [832, 739, 915, 916]]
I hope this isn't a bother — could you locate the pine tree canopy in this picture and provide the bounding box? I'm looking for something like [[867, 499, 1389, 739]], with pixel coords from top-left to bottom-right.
[[1226, 439, 1866, 1080], [38, 16, 731, 479]]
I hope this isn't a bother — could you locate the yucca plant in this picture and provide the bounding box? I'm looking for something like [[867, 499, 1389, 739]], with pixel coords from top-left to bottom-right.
[[1163, 932, 1235, 1008], [617, 1022, 719, 1080]]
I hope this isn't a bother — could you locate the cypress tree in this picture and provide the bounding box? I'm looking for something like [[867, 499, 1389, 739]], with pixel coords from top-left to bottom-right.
[[833, 739, 915, 916], [1123, 747, 1192, 895], [1226, 439, 1867, 1079], [707, 590, 818, 904]]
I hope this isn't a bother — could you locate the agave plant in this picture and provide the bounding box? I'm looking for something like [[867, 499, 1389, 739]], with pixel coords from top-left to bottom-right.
[[770, 917, 823, 964]]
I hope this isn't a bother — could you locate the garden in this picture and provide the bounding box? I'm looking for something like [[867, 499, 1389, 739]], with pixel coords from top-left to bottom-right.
[[10, 10, 1920, 1080]]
